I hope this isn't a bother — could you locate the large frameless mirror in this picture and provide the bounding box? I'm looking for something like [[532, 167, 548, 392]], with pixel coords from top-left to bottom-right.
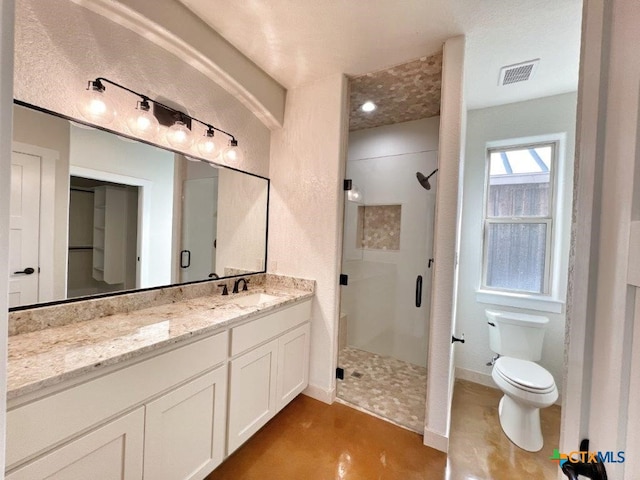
[[9, 101, 268, 310]]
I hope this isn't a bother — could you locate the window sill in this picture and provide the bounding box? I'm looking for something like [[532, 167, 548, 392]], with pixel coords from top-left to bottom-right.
[[475, 289, 564, 314]]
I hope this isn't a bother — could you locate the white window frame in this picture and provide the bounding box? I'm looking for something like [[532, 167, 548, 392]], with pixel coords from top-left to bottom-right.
[[477, 134, 566, 313]]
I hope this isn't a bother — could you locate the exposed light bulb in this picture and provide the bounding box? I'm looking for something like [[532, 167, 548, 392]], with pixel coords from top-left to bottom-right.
[[77, 81, 116, 125], [166, 121, 193, 149], [197, 127, 224, 159], [347, 187, 362, 202], [221, 139, 243, 164], [126, 100, 159, 140], [361, 101, 376, 112]]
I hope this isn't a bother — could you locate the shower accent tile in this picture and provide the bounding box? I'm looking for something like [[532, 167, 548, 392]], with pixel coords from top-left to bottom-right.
[[349, 51, 443, 131], [337, 346, 426, 433], [357, 205, 401, 250]]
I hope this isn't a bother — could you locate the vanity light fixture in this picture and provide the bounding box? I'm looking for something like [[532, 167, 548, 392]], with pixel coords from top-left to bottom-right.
[[126, 99, 159, 140], [77, 79, 116, 124], [79, 77, 240, 163], [166, 120, 194, 149], [197, 126, 224, 158], [221, 138, 243, 164]]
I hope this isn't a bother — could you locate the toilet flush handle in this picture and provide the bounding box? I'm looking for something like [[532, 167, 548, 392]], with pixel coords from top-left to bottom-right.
[[486, 354, 500, 366], [451, 334, 465, 344]]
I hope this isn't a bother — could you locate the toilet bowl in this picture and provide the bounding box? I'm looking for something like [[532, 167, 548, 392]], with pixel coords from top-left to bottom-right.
[[491, 357, 558, 452], [486, 309, 557, 452]]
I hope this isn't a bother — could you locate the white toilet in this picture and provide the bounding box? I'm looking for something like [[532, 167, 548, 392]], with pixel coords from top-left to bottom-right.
[[486, 309, 558, 452]]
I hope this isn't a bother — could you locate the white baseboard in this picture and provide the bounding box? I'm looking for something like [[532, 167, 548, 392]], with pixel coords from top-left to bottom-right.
[[303, 383, 335, 404], [455, 367, 495, 389], [423, 428, 449, 453]]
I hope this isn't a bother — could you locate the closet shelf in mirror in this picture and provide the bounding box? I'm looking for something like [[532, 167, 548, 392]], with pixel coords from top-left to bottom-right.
[[68, 246, 93, 250]]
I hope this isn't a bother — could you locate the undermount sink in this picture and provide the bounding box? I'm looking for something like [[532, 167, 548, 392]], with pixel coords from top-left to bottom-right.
[[231, 293, 280, 307]]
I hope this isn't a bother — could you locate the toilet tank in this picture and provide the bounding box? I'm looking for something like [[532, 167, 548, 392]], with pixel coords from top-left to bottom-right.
[[486, 310, 549, 361]]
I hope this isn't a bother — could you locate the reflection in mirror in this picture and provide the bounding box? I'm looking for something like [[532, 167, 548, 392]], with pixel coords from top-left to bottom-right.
[[9, 102, 269, 309], [68, 176, 139, 299]]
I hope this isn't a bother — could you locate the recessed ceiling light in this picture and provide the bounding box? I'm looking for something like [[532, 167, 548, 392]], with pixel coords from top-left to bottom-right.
[[361, 101, 376, 112]]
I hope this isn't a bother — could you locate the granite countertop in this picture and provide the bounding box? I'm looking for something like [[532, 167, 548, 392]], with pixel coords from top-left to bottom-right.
[[8, 285, 313, 400]]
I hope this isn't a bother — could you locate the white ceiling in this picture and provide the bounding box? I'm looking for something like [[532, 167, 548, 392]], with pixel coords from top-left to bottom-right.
[[178, 0, 583, 110]]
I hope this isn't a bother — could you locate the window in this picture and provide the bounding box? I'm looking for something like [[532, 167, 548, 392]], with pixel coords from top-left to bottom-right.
[[482, 143, 556, 295]]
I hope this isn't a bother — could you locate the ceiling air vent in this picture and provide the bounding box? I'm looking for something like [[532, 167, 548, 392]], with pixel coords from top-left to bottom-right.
[[499, 59, 540, 86]]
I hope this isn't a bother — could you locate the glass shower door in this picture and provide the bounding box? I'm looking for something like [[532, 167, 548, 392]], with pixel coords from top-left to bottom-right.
[[337, 150, 437, 432]]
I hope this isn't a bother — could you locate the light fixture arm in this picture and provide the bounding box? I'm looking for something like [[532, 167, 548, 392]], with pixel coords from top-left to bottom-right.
[[88, 77, 238, 144], [197, 121, 236, 144]]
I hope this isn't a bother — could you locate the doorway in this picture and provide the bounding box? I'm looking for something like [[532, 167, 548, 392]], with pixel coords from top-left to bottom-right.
[[8, 143, 57, 308], [180, 176, 219, 283], [337, 121, 439, 432], [67, 176, 139, 299]]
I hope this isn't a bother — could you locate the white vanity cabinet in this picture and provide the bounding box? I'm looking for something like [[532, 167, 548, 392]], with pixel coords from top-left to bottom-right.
[[143, 365, 227, 480], [276, 322, 311, 410], [6, 296, 313, 479], [227, 300, 311, 454], [6, 408, 145, 480], [6, 332, 228, 480]]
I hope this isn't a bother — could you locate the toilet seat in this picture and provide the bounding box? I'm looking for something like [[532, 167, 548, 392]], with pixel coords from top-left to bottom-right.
[[494, 357, 555, 394]]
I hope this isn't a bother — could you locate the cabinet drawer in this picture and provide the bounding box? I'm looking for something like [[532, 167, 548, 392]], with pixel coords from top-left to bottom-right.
[[231, 299, 311, 356], [7, 331, 228, 469]]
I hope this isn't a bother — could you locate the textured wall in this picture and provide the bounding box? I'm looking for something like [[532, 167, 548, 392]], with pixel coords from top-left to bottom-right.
[[14, 0, 270, 178], [268, 73, 348, 401], [96, 0, 287, 128]]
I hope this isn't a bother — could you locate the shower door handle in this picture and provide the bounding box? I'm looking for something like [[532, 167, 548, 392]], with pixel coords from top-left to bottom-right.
[[415, 275, 423, 308], [180, 250, 191, 268]]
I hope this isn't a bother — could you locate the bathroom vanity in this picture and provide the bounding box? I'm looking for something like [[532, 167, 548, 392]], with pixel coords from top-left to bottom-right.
[[5, 275, 313, 480]]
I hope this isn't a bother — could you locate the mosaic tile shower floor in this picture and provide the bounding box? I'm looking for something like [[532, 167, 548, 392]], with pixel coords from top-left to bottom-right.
[[337, 346, 427, 433]]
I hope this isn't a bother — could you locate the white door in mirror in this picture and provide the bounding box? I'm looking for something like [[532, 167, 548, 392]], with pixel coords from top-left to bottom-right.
[[9, 151, 40, 307]]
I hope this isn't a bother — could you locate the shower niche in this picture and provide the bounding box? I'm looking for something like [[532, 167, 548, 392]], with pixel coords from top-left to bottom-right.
[[356, 204, 402, 251]]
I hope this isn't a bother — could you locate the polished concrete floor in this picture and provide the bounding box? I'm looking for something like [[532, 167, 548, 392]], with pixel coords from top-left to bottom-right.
[[448, 379, 561, 479], [207, 380, 561, 480]]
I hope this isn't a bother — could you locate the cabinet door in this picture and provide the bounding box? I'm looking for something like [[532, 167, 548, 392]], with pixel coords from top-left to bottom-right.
[[7, 408, 144, 480], [277, 323, 310, 411], [143, 365, 227, 480], [228, 339, 278, 454]]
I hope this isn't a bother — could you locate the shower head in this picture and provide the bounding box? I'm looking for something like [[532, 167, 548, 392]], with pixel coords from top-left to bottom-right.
[[416, 169, 438, 190]]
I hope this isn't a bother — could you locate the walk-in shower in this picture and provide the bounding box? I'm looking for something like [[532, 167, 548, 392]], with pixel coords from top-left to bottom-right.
[[337, 149, 438, 432]]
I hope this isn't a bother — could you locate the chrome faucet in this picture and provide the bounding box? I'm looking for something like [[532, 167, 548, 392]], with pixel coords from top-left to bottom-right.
[[232, 278, 248, 293]]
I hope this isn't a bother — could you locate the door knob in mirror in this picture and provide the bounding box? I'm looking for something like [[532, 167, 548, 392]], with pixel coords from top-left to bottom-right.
[[14, 267, 35, 275]]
